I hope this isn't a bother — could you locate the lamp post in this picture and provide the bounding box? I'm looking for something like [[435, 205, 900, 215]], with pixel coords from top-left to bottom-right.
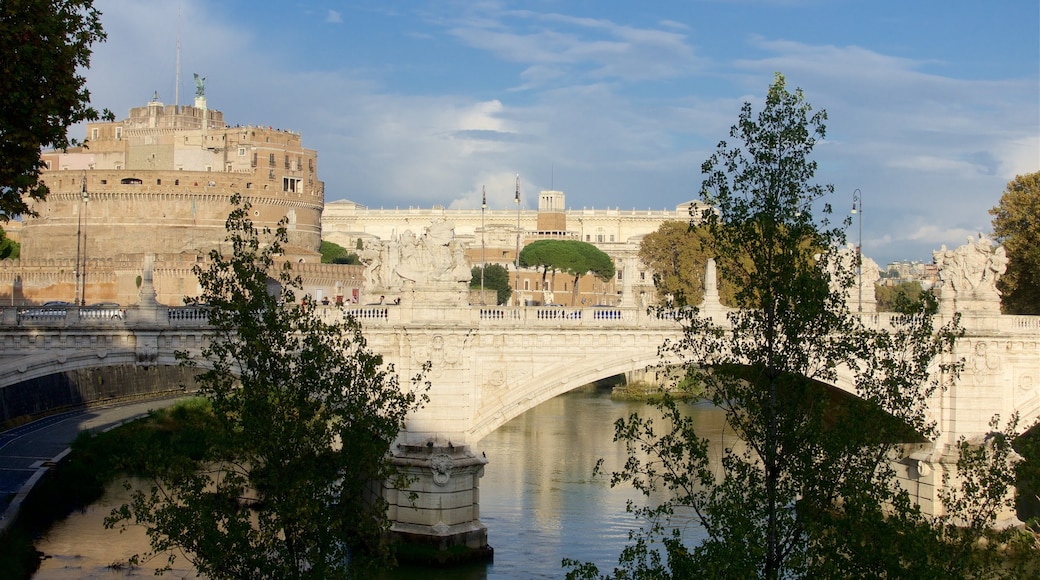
[[514, 174, 521, 306], [75, 172, 90, 306], [851, 188, 862, 315], [481, 185, 486, 305]]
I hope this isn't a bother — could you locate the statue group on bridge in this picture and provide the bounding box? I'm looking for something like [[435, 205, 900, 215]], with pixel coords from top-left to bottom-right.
[[361, 220, 471, 304]]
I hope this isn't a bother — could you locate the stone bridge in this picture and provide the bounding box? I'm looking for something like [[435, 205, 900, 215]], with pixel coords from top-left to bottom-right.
[[0, 299, 1037, 555]]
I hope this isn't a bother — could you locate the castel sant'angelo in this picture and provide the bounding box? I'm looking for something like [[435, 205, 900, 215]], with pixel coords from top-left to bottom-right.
[[2, 89, 362, 306], [2, 86, 702, 308]]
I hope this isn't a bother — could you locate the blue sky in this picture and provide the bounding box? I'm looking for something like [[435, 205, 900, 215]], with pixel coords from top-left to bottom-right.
[[78, 0, 1038, 265]]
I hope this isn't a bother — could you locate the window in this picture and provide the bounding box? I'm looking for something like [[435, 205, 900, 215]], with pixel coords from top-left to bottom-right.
[[238, 147, 246, 156], [115, 127, 122, 139], [617, 271, 623, 280], [524, 280, 530, 291], [284, 155, 290, 169], [283, 177, 302, 193], [269, 153, 275, 166], [252, 153, 257, 167], [156, 179, 161, 185], [90, 128, 98, 140], [120, 177, 142, 185], [597, 234, 604, 243], [610, 235, 615, 242], [246, 182, 253, 189], [308, 159, 314, 172], [585, 235, 590, 242], [640, 271, 646, 281]]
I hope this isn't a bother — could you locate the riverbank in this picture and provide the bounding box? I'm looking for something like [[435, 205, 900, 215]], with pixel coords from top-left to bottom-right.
[[0, 398, 211, 579]]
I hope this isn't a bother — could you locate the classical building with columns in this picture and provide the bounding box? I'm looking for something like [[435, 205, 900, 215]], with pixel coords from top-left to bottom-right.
[[322, 191, 707, 307]]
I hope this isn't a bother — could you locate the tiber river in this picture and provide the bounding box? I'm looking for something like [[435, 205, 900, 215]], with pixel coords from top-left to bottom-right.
[[32, 386, 733, 579]]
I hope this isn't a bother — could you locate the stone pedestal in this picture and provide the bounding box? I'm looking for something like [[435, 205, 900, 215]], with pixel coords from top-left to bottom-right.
[[383, 443, 493, 565]]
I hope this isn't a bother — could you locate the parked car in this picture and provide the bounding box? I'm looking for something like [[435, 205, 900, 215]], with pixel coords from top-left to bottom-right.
[[82, 302, 126, 319], [19, 301, 72, 320]]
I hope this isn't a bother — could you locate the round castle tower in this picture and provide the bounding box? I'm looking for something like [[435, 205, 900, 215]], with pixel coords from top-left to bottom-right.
[[22, 93, 324, 262]]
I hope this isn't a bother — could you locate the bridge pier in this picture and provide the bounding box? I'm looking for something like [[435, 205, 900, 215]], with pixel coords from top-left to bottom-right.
[[381, 442, 493, 565]]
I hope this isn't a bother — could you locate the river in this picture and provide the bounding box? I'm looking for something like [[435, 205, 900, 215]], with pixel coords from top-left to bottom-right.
[[32, 386, 731, 579]]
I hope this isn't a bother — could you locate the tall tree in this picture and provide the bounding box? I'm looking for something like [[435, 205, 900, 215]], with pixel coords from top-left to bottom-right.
[[638, 220, 739, 306], [470, 263, 512, 305], [990, 170, 1040, 314], [107, 196, 428, 579], [563, 74, 1023, 579], [0, 0, 110, 220], [519, 239, 615, 304]]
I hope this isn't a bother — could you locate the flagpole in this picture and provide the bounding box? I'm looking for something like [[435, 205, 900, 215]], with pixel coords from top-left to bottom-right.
[[481, 186, 486, 305], [514, 175, 521, 306]]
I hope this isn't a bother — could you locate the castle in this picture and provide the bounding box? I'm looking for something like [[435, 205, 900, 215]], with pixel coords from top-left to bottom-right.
[[2, 93, 362, 306]]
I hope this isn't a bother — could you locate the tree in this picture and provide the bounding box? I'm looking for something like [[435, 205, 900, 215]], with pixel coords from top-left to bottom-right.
[[0, 225, 18, 260], [0, 0, 110, 221], [107, 196, 428, 579], [519, 239, 615, 304], [564, 74, 1022, 579], [875, 280, 936, 314], [320, 239, 360, 264], [470, 263, 512, 305], [990, 171, 1040, 314], [638, 221, 739, 306]]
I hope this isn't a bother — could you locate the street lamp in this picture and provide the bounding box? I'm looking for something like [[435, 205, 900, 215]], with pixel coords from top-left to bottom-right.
[[514, 174, 521, 306], [851, 188, 863, 315], [481, 185, 486, 305], [75, 172, 90, 306]]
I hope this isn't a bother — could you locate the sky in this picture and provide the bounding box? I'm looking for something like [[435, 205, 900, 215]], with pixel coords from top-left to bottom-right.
[[75, 0, 1038, 266]]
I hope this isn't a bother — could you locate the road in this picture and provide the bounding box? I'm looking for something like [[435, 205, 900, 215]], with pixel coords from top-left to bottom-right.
[[0, 397, 185, 530]]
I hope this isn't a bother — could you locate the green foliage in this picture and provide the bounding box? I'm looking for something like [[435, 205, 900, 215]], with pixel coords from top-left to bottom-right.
[[564, 74, 1028, 580], [638, 221, 739, 306], [106, 195, 429, 579], [0, 225, 19, 259], [875, 280, 937, 314], [0, 399, 214, 580], [320, 240, 360, 264], [0, 0, 111, 220], [519, 239, 615, 303], [470, 263, 512, 305], [990, 171, 1040, 314]]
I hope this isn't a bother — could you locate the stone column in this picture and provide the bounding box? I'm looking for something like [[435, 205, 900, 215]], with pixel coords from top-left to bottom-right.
[[621, 256, 636, 307], [381, 443, 493, 565]]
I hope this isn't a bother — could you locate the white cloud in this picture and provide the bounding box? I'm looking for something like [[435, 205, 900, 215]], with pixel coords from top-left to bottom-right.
[[325, 10, 343, 24]]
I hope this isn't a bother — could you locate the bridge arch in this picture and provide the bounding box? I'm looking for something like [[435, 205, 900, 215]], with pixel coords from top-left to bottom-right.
[[470, 346, 666, 443]]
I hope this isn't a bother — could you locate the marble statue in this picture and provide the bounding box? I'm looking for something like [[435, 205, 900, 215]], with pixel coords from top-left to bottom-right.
[[360, 220, 472, 304]]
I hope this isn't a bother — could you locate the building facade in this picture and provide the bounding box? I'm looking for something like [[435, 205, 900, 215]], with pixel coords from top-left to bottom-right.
[[322, 193, 707, 307]]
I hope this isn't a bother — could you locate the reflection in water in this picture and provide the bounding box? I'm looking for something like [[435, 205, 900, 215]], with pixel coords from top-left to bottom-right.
[[33, 387, 730, 579]]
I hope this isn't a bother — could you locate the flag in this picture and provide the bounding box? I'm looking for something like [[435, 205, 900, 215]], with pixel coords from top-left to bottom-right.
[[514, 174, 520, 204]]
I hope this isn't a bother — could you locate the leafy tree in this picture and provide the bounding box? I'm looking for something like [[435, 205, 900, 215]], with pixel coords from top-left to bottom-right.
[[320, 239, 360, 264], [990, 170, 1040, 314], [519, 239, 615, 304], [563, 74, 1025, 579], [875, 280, 937, 314], [470, 263, 512, 305], [0, 0, 111, 220], [0, 225, 19, 259], [107, 196, 428, 579], [638, 221, 739, 306]]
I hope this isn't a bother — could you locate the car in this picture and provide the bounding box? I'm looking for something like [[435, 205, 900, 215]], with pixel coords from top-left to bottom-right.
[[82, 302, 126, 319], [19, 301, 72, 320]]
